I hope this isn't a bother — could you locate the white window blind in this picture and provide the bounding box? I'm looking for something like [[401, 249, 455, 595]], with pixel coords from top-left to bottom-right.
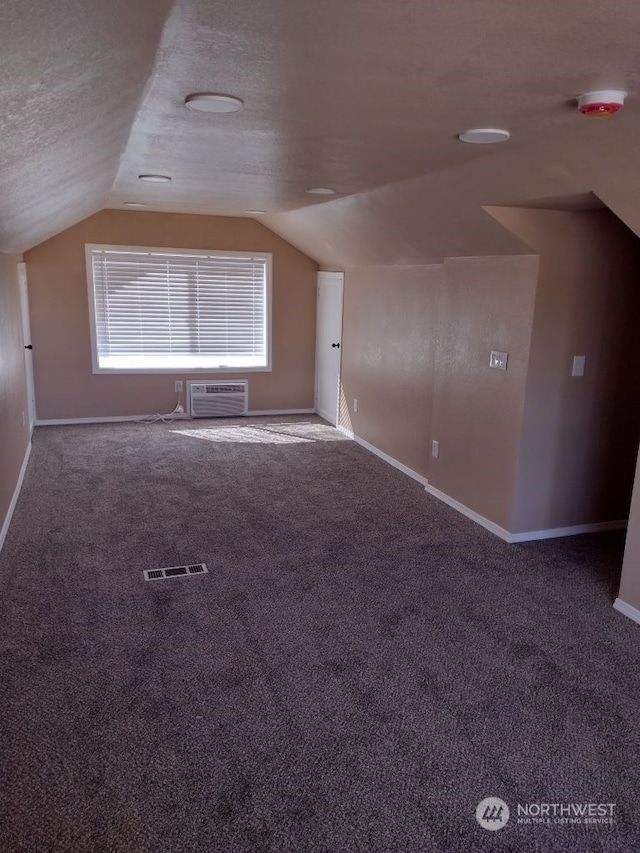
[[86, 245, 271, 372]]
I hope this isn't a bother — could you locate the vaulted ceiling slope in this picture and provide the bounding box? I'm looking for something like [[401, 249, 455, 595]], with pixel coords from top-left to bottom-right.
[[2, 0, 640, 262], [0, 0, 174, 253]]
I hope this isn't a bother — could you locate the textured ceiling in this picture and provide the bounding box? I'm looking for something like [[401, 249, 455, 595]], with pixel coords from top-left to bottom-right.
[[3, 0, 640, 261]]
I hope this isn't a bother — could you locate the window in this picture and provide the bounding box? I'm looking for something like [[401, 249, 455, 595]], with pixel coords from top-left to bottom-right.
[[86, 244, 271, 373]]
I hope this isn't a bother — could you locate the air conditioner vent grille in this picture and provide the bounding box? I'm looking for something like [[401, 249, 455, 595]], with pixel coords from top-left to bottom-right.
[[205, 384, 245, 394], [188, 380, 248, 418]]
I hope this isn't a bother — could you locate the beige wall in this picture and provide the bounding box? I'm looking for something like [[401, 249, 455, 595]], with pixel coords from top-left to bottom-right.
[[429, 255, 538, 530], [340, 265, 444, 477], [25, 210, 318, 419], [0, 252, 30, 539], [337, 209, 640, 537], [489, 208, 640, 533], [338, 256, 538, 529]]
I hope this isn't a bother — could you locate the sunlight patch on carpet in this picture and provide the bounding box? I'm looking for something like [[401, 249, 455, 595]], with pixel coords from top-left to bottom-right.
[[171, 422, 348, 445]]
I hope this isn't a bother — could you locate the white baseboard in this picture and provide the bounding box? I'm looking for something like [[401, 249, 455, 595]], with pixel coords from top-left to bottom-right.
[[613, 598, 640, 627], [337, 426, 628, 544], [335, 425, 504, 533], [0, 439, 32, 555], [424, 485, 627, 543], [247, 408, 316, 417], [337, 425, 429, 488], [36, 414, 154, 425], [508, 519, 627, 543], [316, 407, 336, 424], [423, 482, 513, 541], [35, 408, 316, 426]]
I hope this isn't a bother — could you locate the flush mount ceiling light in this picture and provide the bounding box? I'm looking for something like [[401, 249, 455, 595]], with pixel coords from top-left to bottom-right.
[[246, 209, 266, 215], [138, 174, 172, 182], [577, 90, 626, 118], [185, 93, 244, 113], [305, 187, 336, 195], [458, 128, 511, 144], [123, 201, 147, 207]]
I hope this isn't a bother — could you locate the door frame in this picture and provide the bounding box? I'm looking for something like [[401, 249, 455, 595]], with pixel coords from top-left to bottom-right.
[[17, 262, 36, 432]]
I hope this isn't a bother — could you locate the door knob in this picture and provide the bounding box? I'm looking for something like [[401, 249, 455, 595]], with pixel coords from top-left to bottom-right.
[[331, 342, 340, 348], [24, 345, 33, 350]]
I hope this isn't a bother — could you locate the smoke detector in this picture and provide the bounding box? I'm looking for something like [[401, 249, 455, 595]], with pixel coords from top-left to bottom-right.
[[577, 90, 626, 118]]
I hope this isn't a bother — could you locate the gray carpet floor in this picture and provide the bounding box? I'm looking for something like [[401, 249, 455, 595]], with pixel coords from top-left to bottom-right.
[[0, 416, 638, 852]]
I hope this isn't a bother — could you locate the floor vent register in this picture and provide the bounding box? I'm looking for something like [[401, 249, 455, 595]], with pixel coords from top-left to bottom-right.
[[143, 563, 208, 582]]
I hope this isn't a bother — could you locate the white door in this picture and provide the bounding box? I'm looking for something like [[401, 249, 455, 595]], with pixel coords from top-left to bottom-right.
[[17, 262, 36, 431], [316, 271, 344, 425]]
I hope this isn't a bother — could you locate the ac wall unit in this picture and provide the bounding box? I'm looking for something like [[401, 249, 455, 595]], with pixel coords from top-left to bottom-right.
[[188, 381, 248, 418]]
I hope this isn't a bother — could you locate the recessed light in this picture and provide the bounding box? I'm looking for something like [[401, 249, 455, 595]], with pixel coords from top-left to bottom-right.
[[138, 174, 172, 182], [305, 187, 336, 195], [185, 93, 244, 114], [458, 128, 511, 144], [246, 209, 266, 215], [123, 202, 147, 207]]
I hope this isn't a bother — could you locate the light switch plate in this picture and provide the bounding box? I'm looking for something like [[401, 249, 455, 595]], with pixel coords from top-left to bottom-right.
[[489, 350, 508, 371], [572, 355, 586, 377]]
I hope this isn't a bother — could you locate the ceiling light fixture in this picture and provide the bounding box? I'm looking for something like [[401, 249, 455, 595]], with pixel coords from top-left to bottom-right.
[[458, 128, 511, 144], [123, 202, 147, 207], [305, 187, 336, 195], [138, 174, 172, 182], [185, 93, 244, 114], [246, 209, 266, 215], [577, 90, 626, 118]]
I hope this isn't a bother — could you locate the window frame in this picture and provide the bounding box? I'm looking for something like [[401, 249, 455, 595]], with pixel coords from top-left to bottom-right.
[[85, 243, 273, 375]]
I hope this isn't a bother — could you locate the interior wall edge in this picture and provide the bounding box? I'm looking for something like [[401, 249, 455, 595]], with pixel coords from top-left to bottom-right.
[[489, 207, 640, 533], [508, 519, 628, 543]]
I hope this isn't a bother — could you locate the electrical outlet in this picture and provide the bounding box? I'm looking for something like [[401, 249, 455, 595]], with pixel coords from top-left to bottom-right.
[[431, 440, 439, 459], [353, 398, 358, 413], [175, 380, 183, 392]]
